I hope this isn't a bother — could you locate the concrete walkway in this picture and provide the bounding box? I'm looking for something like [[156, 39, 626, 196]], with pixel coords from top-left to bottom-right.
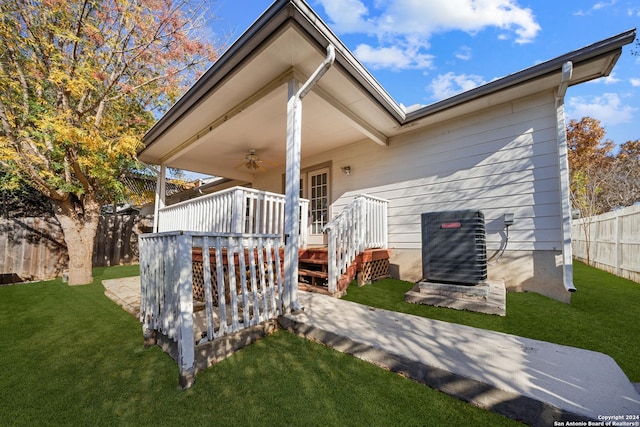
[[103, 277, 640, 426], [103, 276, 141, 317]]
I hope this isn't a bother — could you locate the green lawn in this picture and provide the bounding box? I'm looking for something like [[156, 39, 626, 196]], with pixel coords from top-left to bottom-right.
[[343, 261, 640, 382], [0, 265, 517, 426]]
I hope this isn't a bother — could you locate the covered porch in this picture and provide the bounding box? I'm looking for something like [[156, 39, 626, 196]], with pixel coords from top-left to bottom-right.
[[136, 0, 395, 387], [139, 188, 389, 387]]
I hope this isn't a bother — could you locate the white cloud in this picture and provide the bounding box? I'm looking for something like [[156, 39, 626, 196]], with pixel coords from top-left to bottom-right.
[[593, 0, 616, 11], [567, 93, 636, 126], [628, 7, 640, 17], [587, 72, 622, 85], [429, 72, 486, 100], [316, 0, 541, 70], [455, 46, 472, 61], [575, 0, 616, 16], [314, 0, 371, 33], [630, 78, 640, 87], [353, 44, 434, 70], [602, 73, 621, 84]]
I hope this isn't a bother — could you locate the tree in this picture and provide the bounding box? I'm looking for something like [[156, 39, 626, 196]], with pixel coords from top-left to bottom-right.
[[0, 0, 219, 284], [567, 117, 617, 216], [613, 140, 640, 208], [567, 117, 617, 266], [567, 117, 640, 265]]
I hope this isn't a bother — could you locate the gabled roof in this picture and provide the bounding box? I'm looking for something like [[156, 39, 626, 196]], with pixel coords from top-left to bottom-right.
[[139, 0, 635, 180]]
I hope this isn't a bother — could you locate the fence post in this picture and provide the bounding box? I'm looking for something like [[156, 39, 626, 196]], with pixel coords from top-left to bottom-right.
[[616, 210, 622, 277], [176, 232, 195, 389]]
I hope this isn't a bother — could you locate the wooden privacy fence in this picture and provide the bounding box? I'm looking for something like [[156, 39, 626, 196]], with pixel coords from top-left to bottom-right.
[[572, 204, 640, 283], [0, 215, 153, 283], [0, 217, 66, 283]]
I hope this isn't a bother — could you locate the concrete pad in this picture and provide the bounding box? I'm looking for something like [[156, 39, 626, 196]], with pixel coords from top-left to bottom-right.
[[102, 276, 140, 317], [405, 280, 506, 316], [281, 291, 640, 426]]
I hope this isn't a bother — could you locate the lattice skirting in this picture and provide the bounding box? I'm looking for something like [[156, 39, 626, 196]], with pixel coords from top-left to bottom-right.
[[192, 261, 280, 304], [192, 261, 222, 304], [358, 258, 390, 285]]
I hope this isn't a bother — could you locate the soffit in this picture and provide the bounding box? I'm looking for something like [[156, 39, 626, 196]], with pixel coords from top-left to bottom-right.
[[138, 23, 397, 179]]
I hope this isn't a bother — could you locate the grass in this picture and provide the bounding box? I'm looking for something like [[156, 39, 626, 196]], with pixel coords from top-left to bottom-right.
[[343, 261, 640, 382], [0, 265, 518, 426]]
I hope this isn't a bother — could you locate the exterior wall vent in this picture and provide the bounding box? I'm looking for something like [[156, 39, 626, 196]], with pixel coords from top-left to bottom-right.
[[421, 210, 487, 285]]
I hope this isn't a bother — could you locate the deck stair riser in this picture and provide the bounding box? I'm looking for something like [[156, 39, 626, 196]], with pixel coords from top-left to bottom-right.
[[298, 247, 390, 297]]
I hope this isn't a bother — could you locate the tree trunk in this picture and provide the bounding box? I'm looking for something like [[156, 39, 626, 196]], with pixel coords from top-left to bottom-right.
[[52, 194, 101, 286]]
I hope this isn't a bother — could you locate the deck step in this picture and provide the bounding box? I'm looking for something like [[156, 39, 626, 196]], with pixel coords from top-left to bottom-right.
[[299, 258, 328, 265], [298, 268, 328, 279]]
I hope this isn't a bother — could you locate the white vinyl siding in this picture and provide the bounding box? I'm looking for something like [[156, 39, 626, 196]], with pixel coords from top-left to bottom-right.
[[255, 92, 562, 252], [332, 93, 559, 252]]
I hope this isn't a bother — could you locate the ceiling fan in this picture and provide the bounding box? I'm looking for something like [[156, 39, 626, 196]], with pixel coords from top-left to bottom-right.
[[234, 149, 274, 172]]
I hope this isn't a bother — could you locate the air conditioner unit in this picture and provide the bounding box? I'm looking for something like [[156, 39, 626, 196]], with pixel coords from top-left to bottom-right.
[[421, 210, 487, 285]]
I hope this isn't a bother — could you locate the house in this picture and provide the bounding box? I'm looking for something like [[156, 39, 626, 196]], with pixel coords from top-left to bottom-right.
[[136, 0, 634, 385]]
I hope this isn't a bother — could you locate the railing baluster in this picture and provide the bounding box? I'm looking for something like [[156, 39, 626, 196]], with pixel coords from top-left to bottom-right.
[[273, 241, 283, 315], [257, 237, 268, 322], [238, 238, 250, 327], [202, 236, 215, 342], [227, 237, 240, 332], [248, 238, 260, 326], [214, 236, 226, 337], [265, 239, 276, 317]]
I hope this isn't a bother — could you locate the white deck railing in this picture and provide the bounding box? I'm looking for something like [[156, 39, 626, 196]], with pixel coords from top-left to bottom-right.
[[324, 194, 388, 294], [139, 231, 287, 388], [157, 186, 309, 247]]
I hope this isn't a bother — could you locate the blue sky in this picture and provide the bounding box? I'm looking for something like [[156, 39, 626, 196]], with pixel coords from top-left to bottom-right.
[[213, 0, 640, 147]]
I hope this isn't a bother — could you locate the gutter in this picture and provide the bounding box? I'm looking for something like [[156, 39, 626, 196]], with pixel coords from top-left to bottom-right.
[[555, 61, 577, 294]]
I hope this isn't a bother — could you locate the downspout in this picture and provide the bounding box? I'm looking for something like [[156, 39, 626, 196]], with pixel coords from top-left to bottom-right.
[[555, 61, 577, 293], [284, 45, 335, 312]]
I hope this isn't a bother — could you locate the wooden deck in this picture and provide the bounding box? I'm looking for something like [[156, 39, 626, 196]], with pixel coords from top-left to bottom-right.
[[192, 246, 391, 299], [298, 247, 391, 297]]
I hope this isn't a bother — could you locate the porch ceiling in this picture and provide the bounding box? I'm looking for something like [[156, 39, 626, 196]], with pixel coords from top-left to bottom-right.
[[138, 23, 398, 181]]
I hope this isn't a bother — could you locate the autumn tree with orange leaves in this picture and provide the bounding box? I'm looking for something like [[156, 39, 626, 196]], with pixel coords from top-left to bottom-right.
[[567, 117, 616, 217], [568, 117, 640, 216], [567, 117, 640, 265], [0, 0, 219, 284]]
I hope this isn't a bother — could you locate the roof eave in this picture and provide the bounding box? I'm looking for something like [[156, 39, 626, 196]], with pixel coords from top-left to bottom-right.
[[140, 0, 403, 155]]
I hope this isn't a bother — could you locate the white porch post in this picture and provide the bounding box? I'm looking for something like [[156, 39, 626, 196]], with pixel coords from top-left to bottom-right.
[[283, 45, 335, 313], [153, 163, 167, 233], [284, 79, 302, 313]]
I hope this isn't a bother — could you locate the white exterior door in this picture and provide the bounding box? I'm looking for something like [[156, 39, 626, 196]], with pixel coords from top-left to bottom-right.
[[305, 167, 329, 245]]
